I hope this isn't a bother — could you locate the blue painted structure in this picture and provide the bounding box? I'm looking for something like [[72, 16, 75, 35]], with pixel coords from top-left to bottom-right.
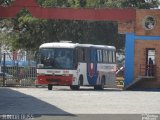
[[124, 33, 160, 87]]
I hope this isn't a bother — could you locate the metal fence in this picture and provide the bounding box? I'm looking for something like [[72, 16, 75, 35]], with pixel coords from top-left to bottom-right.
[[0, 52, 37, 86]]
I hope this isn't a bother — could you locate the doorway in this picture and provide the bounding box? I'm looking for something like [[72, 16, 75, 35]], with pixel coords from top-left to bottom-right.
[[146, 48, 155, 76]]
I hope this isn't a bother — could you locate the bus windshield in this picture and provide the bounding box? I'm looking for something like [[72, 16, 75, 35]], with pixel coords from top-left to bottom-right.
[[37, 48, 74, 69]]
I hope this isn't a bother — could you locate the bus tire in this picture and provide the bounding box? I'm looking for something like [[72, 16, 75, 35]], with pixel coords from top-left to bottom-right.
[[94, 77, 105, 90], [70, 85, 80, 90], [94, 85, 104, 90], [79, 75, 83, 86], [48, 84, 53, 90], [99, 76, 105, 90], [94, 85, 99, 90]]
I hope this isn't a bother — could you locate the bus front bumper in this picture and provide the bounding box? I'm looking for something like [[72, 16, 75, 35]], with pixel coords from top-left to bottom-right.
[[36, 75, 73, 85]]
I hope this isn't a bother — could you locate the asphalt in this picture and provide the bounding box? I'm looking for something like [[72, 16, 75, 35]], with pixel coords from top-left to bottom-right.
[[0, 87, 160, 120]]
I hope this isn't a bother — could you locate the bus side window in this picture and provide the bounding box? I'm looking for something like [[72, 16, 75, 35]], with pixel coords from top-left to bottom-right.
[[90, 48, 97, 62], [77, 47, 87, 62], [103, 50, 105, 62], [103, 50, 108, 63], [108, 51, 113, 63], [112, 51, 116, 63], [97, 49, 102, 62]]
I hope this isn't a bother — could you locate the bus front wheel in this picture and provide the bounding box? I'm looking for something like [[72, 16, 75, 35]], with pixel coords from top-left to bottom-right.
[[48, 84, 53, 90]]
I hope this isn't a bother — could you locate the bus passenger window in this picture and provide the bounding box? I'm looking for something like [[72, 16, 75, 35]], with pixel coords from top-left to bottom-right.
[[97, 49, 102, 62], [106, 50, 109, 63], [103, 50, 109, 63], [103, 50, 106, 62], [90, 48, 97, 62], [77, 48, 87, 62], [100, 50, 103, 62], [112, 51, 116, 63], [108, 51, 113, 63]]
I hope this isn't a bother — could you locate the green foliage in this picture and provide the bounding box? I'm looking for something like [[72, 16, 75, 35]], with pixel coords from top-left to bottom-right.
[[36, 0, 160, 8], [0, 0, 14, 6], [121, 0, 160, 9], [0, 19, 18, 52], [10, 10, 40, 50], [1, 0, 160, 53]]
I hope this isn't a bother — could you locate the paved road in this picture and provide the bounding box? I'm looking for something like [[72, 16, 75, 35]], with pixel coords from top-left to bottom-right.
[[0, 87, 160, 120]]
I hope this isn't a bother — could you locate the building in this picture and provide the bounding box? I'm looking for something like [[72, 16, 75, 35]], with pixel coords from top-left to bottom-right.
[[125, 9, 160, 89]]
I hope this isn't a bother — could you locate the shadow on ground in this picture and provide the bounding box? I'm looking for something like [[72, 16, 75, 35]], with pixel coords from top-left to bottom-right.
[[0, 87, 73, 119]]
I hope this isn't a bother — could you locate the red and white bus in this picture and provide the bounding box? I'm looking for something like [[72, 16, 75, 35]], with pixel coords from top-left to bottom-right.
[[36, 42, 117, 90]]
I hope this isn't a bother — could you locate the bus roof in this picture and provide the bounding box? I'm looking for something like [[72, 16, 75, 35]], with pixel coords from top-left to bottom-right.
[[40, 42, 116, 50]]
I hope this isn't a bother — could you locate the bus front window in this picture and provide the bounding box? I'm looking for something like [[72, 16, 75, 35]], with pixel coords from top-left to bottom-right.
[[38, 48, 74, 69]]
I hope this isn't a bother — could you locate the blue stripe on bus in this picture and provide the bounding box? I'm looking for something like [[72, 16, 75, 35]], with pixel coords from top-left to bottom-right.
[[87, 63, 98, 85]]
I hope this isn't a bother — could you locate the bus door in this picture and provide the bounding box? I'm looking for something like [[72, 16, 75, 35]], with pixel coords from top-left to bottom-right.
[[76, 47, 88, 85], [145, 48, 155, 76]]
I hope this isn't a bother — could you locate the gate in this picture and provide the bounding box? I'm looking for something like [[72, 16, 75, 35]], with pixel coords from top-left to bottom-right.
[[0, 52, 36, 86]]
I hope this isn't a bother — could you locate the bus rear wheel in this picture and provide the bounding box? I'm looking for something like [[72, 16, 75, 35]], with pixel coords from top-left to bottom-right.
[[94, 84, 104, 90], [94, 77, 105, 90], [70, 85, 80, 90], [48, 84, 53, 90]]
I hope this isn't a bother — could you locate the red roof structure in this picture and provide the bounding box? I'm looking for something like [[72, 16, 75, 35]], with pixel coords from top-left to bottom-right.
[[0, 0, 136, 21]]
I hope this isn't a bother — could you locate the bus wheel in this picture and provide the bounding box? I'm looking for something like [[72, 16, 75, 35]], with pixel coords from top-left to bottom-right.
[[94, 85, 99, 90], [48, 84, 53, 90], [99, 77, 105, 90], [94, 77, 105, 90], [70, 85, 80, 90], [94, 85, 104, 90]]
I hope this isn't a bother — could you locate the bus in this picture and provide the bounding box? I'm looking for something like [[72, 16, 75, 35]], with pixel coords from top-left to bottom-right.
[[36, 42, 117, 90]]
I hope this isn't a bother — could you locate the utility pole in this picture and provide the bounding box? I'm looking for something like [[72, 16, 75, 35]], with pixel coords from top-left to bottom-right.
[[3, 53, 5, 86]]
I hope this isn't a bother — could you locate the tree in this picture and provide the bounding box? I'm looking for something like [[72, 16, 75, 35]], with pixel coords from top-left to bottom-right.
[[37, 0, 160, 8], [1, 0, 160, 53], [0, 0, 14, 6], [121, 0, 159, 9], [0, 19, 16, 50]]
